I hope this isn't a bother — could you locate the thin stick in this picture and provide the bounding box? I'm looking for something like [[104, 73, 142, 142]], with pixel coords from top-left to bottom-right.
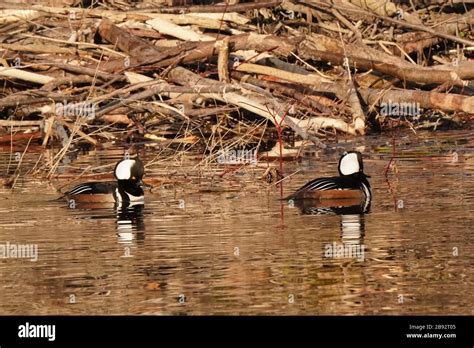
[[10, 135, 33, 190]]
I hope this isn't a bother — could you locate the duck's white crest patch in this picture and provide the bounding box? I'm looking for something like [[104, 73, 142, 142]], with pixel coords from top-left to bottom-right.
[[339, 152, 360, 176], [115, 159, 135, 180]]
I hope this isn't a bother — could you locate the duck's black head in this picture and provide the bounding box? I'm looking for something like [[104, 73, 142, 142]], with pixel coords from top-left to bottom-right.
[[337, 151, 367, 177], [338, 151, 371, 200], [114, 158, 145, 190]]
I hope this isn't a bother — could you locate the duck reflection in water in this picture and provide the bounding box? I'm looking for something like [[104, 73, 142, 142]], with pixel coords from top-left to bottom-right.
[[116, 202, 145, 244], [292, 196, 370, 242]]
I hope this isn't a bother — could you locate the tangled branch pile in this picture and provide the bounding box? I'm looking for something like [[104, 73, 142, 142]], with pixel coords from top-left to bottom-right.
[[0, 0, 473, 164]]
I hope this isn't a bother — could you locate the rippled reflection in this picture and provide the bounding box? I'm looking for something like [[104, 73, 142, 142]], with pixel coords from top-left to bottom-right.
[[116, 204, 145, 243], [294, 196, 368, 248], [0, 130, 473, 315]]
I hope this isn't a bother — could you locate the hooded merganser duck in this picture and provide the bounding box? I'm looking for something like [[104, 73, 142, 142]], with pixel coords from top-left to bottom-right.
[[285, 151, 371, 202], [63, 158, 145, 205]]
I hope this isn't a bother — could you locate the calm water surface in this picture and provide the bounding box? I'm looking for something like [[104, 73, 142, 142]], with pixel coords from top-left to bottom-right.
[[0, 130, 473, 315]]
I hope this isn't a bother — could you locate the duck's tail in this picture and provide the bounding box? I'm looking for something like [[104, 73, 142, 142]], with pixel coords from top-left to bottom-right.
[[48, 192, 67, 202]]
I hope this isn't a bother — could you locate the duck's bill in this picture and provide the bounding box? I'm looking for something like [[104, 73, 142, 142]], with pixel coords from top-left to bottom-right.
[[138, 180, 153, 188]]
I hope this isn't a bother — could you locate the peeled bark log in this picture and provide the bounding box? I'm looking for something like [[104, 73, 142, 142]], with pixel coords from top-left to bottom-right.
[[359, 88, 474, 114], [234, 62, 332, 86], [298, 34, 474, 86], [146, 17, 215, 41], [217, 37, 230, 83], [345, 77, 366, 135], [0, 66, 54, 84]]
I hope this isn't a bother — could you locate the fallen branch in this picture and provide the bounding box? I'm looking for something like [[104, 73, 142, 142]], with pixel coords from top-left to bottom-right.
[[298, 34, 474, 86], [0, 66, 54, 84]]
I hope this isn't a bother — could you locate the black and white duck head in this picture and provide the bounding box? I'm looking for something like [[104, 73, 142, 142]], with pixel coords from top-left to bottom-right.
[[338, 151, 365, 176], [114, 158, 145, 184]]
